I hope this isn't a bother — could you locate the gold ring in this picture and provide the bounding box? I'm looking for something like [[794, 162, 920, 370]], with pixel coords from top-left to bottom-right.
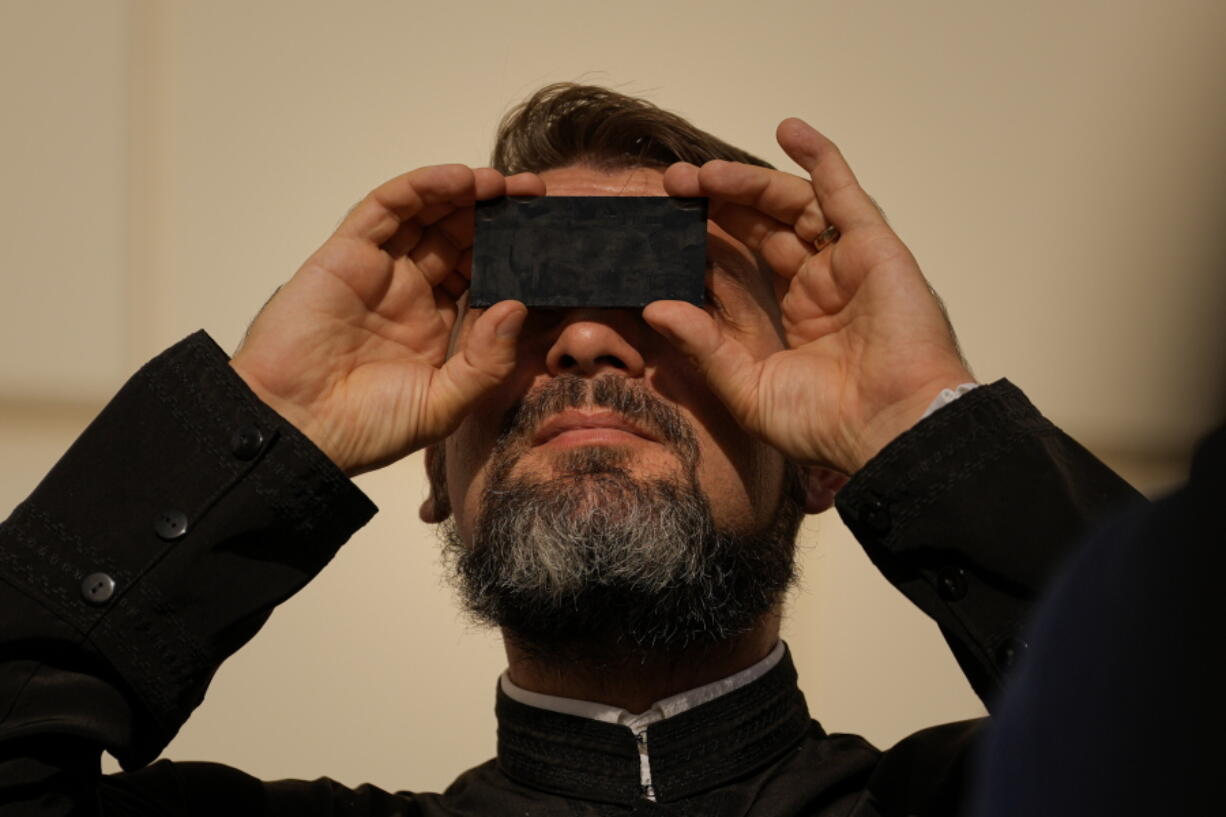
[[814, 224, 840, 252]]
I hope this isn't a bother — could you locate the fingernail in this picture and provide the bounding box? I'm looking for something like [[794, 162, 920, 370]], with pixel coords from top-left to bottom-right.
[[496, 309, 525, 339]]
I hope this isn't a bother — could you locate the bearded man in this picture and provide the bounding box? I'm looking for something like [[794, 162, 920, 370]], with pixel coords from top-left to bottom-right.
[[0, 85, 1140, 816]]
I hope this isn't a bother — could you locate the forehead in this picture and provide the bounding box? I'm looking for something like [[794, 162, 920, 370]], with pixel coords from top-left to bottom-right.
[[538, 164, 669, 196]]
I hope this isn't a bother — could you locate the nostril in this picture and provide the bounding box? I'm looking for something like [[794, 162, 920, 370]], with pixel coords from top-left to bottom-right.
[[556, 352, 627, 372]]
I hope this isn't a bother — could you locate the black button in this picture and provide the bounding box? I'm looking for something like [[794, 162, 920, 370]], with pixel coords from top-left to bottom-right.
[[231, 425, 265, 460], [81, 572, 115, 604], [937, 566, 968, 601], [861, 496, 891, 535], [154, 509, 189, 540], [996, 637, 1029, 670]]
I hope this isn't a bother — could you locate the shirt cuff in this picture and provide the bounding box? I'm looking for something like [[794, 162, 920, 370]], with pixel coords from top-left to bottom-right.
[[921, 382, 980, 420]]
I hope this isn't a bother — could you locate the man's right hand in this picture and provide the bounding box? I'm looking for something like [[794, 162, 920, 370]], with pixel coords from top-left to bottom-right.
[[230, 164, 544, 476]]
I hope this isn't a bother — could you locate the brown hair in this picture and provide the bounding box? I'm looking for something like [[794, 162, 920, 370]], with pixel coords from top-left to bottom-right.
[[490, 83, 774, 175]]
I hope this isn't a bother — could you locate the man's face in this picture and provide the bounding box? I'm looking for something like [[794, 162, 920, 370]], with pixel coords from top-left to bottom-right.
[[434, 164, 804, 656], [444, 165, 791, 539]]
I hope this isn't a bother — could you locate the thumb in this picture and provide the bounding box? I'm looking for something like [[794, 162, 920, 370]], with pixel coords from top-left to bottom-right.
[[425, 300, 525, 435], [642, 300, 762, 421]]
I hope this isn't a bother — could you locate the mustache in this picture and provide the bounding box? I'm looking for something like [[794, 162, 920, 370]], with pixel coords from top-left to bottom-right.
[[493, 374, 700, 463]]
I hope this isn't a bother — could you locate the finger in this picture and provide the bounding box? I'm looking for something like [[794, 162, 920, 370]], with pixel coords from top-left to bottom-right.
[[419, 167, 507, 248], [663, 162, 702, 198], [695, 161, 827, 242], [705, 202, 814, 278], [433, 171, 545, 251], [447, 173, 545, 281], [426, 300, 526, 431], [386, 200, 473, 260], [336, 164, 478, 245], [776, 118, 883, 232], [432, 206, 477, 250], [408, 226, 464, 286], [414, 202, 465, 228], [438, 270, 468, 301], [667, 161, 813, 279], [505, 172, 546, 197], [456, 246, 474, 280], [642, 300, 763, 423], [382, 208, 471, 260], [434, 286, 460, 329], [426, 168, 551, 251], [473, 167, 507, 200], [381, 221, 424, 259]]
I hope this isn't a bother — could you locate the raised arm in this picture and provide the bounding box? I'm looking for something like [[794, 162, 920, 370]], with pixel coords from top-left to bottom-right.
[[645, 121, 1144, 704], [0, 165, 542, 814]]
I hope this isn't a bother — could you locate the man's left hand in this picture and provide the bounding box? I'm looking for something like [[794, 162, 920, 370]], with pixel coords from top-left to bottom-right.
[[644, 118, 974, 475]]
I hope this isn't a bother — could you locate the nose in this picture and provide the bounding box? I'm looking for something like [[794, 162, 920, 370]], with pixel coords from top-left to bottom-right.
[[545, 309, 647, 378]]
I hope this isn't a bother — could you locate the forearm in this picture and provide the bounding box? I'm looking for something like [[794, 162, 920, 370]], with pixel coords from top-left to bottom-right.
[[0, 332, 376, 810], [835, 379, 1145, 706]]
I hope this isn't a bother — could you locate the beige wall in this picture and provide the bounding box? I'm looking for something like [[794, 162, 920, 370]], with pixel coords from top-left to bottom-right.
[[2, 0, 1223, 793]]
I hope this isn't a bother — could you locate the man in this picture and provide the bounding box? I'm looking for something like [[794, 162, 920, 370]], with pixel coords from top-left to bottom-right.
[[0, 84, 1140, 815]]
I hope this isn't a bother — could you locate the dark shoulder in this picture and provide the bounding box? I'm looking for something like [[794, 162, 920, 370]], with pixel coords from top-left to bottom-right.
[[862, 719, 984, 817]]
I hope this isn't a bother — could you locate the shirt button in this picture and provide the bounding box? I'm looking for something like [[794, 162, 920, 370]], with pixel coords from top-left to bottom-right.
[[81, 572, 116, 605], [154, 509, 189, 540], [937, 566, 968, 601], [861, 496, 891, 535], [230, 425, 265, 460]]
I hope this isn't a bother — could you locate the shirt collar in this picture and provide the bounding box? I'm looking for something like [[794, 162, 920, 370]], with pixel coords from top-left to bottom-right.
[[499, 640, 786, 732], [494, 642, 813, 804]]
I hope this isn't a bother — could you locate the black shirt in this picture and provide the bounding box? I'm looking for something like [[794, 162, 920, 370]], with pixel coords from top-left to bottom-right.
[[0, 332, 1143, 815]]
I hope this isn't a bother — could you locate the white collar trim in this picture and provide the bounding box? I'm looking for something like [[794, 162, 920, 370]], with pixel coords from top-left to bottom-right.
[[499, 640, 786, 733]]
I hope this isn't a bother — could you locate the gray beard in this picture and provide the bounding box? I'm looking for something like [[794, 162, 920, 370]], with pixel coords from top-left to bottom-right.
[[440, 375, 803, 664]]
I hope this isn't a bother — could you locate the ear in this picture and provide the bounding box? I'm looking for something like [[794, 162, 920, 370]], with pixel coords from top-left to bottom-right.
[[419, 443, 453, 524], [800, 465, 849, 515]]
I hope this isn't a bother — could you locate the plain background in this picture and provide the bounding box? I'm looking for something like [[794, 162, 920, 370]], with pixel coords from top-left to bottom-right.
[[2, 0, 1223, 793]]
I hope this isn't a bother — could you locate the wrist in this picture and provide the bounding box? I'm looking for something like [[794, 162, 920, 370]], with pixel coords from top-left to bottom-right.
[[840, 373, 977, 473], [228, 359, 349, 474]]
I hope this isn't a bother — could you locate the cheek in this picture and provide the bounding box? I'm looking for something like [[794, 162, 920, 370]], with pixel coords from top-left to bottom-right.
[[439, 346, 543, 540], [444, 413, 496, 542], [652, 367, 786, 532], [691, 424, 787, 532]]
